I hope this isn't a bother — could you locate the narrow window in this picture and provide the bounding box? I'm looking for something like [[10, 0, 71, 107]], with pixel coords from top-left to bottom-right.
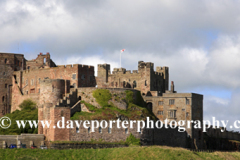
[[81, 74, 85, 80], [39, 78, 41, 84], [99, 127, 102, 133], [27, 66, 30, 69], [2, 96, 4, 102], [125, 128, 128, 134], [43, 58, 46, 64], [26, 80, 28, 85], [76, 127, 80, 133], [5, 84, 7, 88], [186, 99, 190, 105], [88, 127, 91, 133], [138, 128, 142, 134], [39, 89, 40, 93], [4, 59, 7, 64], [26, 91, 28, 95], [61, 110, 64, 116], [186, 112, 189, 117], [145, 80, 147, 86], [108, 127, 111, 133], [3, 72, 5, 75]]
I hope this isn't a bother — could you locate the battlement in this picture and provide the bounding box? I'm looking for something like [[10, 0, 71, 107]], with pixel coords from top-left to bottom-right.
[[156, 66, 169, 72], [138, 61, 154, 70]]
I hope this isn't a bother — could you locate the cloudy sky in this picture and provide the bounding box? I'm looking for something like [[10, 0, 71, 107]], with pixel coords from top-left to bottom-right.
[[1, 0, 240, 131]]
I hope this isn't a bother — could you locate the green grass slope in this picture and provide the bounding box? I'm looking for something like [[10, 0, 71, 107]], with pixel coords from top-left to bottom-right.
[[0, 146, 240, 160]]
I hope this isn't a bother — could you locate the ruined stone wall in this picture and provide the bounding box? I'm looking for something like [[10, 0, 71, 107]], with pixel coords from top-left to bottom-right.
[[26, 53, 56, 69], [0, 53, 25, 116]]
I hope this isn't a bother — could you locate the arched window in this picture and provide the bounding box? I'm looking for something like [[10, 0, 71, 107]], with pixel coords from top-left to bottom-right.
[[43, 58, 46, 64]]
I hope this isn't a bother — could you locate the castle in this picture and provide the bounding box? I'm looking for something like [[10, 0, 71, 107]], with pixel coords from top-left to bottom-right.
[[0, 52, 239, 150]]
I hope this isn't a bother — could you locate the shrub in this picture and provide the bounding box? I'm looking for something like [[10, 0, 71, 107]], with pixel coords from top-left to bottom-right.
[[19, 99, 37, 110], [126, 133, 140, 146]]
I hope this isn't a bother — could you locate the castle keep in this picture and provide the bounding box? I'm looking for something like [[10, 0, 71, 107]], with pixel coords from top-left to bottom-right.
[[1, 52, 239, 150]]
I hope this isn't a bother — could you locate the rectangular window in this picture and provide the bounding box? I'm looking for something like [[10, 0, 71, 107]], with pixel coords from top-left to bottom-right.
[[158, 101, 163, 105], [72, 74, 76, 79], [108, 127, 111, 133], [186, 99, 190, 105], [186, 112, 189, 117], [157, 111, 164, 115], [88, 127, 91, 133], [168, 110, 176, 118], [169, 99, 175, 105], [39, 78, 41, 84], [125, 128, 128, 134], [99, 127, 102, 133], [76, 127, 80, 133]]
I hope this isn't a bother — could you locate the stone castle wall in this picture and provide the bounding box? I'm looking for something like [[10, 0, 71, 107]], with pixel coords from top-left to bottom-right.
[[0, 53, 25, 116]]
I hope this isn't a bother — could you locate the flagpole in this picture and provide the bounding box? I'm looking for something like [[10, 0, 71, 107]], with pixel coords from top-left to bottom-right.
[[120, 51, 121, 68]]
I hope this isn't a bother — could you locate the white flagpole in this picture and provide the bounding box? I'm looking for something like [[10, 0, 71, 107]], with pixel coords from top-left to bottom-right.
[[120, 51, 121, 68]]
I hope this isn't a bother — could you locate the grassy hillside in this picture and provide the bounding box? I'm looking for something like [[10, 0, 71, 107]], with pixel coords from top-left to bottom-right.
[[0, 99, 38, 135], [0, 146, 240, 160], [71, 89, 156, 120]]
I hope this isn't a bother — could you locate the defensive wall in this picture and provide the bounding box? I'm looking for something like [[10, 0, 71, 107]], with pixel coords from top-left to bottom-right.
[[0, 134, 44, 148]]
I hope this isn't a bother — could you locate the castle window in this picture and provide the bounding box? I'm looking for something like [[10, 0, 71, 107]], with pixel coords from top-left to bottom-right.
[[26, 80, 28, 85], [43, 58, 46, 64], [26, 91, 28, 95], [39, 78, 41, 84], [52, 85, 54, 92], [2, 96, 4, 102], [5, 84, 7, 88], [186, 99, 190, 105], [133, 81, 137, 88], [61, 110, 64, 116], [125, 128, 128, 134], [186, 112, 189, 117], [30, 89, 35, 94], [169, 99, 175, 105], [81, 74, 85, 80], [108, 127, 111, 133], [76, 127, 80, 133], [72, 74, 76, 79], [158, 101, 163, 105], [88, 127, 91, 133], [4, 59, 7, 64], [157, 111, 163, 115], [99, 127, 102, 133], [145, 80, 147, 86], [168, 110, 176, 118], [138, 128, 142, 134], [31, 79, 34, 85]]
